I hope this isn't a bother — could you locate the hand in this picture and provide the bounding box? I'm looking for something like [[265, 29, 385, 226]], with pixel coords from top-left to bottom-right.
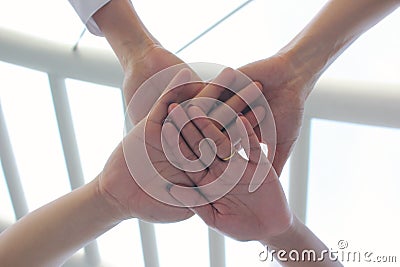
[[99, 69, 199, 223], [122, 43, 268, 135], [238, 54, 314, 175], [122, 42, 278, 166], [123, 44, 201, 124], [98, 68, 249, 223], [165, 104, 292, 242]]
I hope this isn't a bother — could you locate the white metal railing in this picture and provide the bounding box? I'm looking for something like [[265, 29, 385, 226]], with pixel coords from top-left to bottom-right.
[[1, 27, 399, 266], [48, 74, 101, 265], [0, 101, 29, 219], [0, 27, 123, 88]]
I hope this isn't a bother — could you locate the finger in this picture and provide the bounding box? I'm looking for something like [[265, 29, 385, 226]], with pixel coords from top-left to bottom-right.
[[238, 116, 265, 164], [162, 122, 208, 184], [208, 82, 263, 130], [168, 103, 215, 164], [243, 106, 266, 130], [222, 106, 266, 146], [162, 122, 202, 169], [187, 67, 236, 113], [148, 68, 192, 124], [187, 105, 234, 161], [238, 116, 271, 192]]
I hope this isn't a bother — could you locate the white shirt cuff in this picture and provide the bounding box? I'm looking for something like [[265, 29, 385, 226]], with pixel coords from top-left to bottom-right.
[[68, 0, 111, 36]]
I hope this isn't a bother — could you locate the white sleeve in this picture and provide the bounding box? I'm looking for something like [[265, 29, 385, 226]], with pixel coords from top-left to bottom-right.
[[68, 0, 111, 36]]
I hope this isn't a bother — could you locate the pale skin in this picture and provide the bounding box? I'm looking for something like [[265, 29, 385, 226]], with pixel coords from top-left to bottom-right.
[[92, 0, 400, 265], [0, 78, 335, 267], [92, 0, 266, 135], [0, 0, 399, 266], [0, 68, 323, 266], [93, 0, 400, 174], [0, 69, 265, 267], [165, 104, 343, 267], [0, 69, 192, 267]]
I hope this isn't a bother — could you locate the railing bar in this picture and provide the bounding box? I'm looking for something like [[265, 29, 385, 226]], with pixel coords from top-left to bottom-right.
[[48, 75, 85, 189], [1, 27, 399, 130], [121, 90, 133, 135], [0, 101, 29, 220], [288, 117, 312, 223], [138, 220, 159, 267], [0, 27, 123, 88], [306, 82, 400, 129], [208, 228, 225, 267], [48, 74, 101, 266], [83, 243, 101, 266]]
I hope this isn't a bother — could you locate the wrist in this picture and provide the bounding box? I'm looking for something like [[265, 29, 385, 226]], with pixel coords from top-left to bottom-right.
[[260, 216, 344, 266], [89, 175, 127, 226], [119, 39, 157, 71], [260, 214, 301, 250], [281, 39, 326, 77], [277, 38, 329, 99], [92, 0, 157, 70]]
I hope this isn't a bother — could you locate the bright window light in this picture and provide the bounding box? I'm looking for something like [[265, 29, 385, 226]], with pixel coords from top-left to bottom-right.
[[65, 79, 124, 182], [307, 119, 400, 267], [0, 61, 70, 212]]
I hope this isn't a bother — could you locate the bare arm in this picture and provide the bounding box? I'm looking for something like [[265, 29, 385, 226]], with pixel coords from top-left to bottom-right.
[[0, 178, 118, 267], [0, 69, 197, 267], [238, 0, 399, 173], [282, 0, 400, 98]]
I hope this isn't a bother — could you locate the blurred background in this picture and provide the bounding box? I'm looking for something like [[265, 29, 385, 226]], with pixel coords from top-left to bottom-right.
[[0, 0, 399, 266]]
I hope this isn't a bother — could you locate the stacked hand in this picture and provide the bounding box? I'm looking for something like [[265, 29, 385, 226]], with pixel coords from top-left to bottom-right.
[[99, 67, 272, 225], [122, 39, 311, 176], [107, 41, 306, 237], [100, 35, 335, 266], [163, 101, 292, 242]]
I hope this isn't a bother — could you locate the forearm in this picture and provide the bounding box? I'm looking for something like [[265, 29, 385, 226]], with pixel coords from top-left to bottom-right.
[[92, 0, 157, 69], [261, 216, 343, 267], [0, 177, 119, 267], [281, 0, 400, 98]]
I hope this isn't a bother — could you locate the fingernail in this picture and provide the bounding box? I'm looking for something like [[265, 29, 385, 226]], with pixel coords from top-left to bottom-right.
[[168, 103, 178, 113], [254, 81, 263, 89]]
